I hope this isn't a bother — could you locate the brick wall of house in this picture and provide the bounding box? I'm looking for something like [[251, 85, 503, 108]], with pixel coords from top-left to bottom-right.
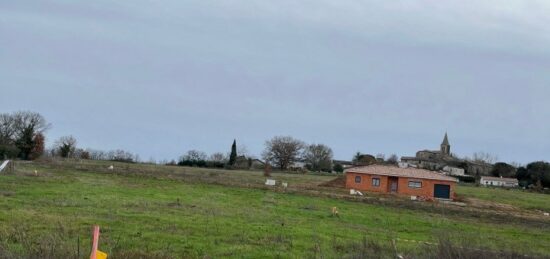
[[345, 172, 456, 199], [345, 173, 389, 194]]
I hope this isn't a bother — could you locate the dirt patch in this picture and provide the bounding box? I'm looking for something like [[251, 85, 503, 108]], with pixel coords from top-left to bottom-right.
[[467, 197, 519, 211], [319, 176, 346, 188], [0, 191, 15, 197]]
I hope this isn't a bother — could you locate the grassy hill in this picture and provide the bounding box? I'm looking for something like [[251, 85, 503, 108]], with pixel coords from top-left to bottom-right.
[[0, 160, 549, 258], [457, 185, 550, 212]]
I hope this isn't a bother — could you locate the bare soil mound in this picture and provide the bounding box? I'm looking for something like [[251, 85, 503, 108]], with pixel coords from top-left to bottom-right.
[[319, 176, 346, 188]]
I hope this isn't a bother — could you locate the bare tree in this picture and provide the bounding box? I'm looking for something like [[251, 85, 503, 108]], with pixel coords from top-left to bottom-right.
[[182, 150, 207, 162], [79, 148, 136, 162], [376, 153, 386, 162], [510, 161, 523, 168], [0, 113, 16, 145], [55, 135, 77, 158], [237, 144, 249, 158], [108, 149, 136, 162], [148, 157, 157, 164], [107, 150, 116, 160], [79, 149, 91, 160], [303, 144, 333, 172], [471, 152, 498, 164], [0, 113, 18, 159], [12, 111, 50, 137], [262, 136, 305, 170], [387, 154, 399, 165], [87, 149, 107, 160], [209, 152, 227, 163]]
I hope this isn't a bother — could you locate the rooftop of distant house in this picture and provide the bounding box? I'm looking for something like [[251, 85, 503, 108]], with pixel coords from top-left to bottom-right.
[[345, 165, 458, 182], [480, 176, 518, 183]]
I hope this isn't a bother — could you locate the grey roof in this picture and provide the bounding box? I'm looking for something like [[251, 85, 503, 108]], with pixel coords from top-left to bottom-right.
[[441, 133, 450, 146]]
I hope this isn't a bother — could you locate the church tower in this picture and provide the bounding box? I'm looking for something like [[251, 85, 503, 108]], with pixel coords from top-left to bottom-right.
[[440, 133, 451, 156]]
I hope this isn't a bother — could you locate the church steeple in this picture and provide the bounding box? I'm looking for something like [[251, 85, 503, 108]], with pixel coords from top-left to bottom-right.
[[440, 132, 450, 156]]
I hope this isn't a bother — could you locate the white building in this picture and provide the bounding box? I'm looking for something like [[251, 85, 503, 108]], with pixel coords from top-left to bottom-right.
[[480, 176, 519, 187], [443, 166, 465, 176]]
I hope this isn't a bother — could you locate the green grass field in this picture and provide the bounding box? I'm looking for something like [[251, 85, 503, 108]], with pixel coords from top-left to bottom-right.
[[456, 185, 550, 211], [0, 160, 549, 258]]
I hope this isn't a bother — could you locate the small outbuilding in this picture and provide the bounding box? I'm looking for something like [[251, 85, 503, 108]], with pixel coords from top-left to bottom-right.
[[479, 176, 518, 187], [345, 165, 458, 200]]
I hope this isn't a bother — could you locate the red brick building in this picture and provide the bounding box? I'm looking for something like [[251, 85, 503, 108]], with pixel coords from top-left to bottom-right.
[[345, 165, 458, 200]]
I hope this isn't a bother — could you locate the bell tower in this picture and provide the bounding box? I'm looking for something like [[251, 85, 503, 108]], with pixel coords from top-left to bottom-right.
[[441, 132, 450, 156]]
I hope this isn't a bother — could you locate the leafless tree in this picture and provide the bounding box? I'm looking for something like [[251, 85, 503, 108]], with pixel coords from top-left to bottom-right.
[[12, 111, 50, 137], [87, 149, 106, 160], [182, 150, 208, 161], [79, 149, 91, 159], [83, 148, 134, 162], [471, 152, 498, 164], [376, 153, 386, 162], [209, 152, 227, 163], [237, 144, 249, 158], [0, 113, 16, 145], [387, 154, 399, 165], [55, 135, 77, 158], [303, 144, 333, 172], [510, 161, 523, 168], [112, 149, 136, 162], [262, 136, 305, 170], [107, 150, 116, 160]]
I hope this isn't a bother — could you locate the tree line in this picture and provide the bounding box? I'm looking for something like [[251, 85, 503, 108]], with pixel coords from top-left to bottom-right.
[[174, 137, 336, 172], [492, 161, 550, 189], [0, 111, 138, 163], [262, 136, 334, 172], [3, 111, 550, 187]]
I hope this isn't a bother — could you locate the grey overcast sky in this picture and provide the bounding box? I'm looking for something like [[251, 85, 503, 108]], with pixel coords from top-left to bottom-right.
[[1, 1, 550, 163]]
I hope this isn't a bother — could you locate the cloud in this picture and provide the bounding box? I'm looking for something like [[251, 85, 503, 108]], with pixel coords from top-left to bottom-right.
[[1, 0, 549, 163]]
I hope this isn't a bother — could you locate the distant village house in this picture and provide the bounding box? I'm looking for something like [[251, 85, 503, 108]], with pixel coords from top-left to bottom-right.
[[345, 165, 458, 200], [479, 176, 519, 187], [401, 133, 493, 177], [333, 160, 354, 169]]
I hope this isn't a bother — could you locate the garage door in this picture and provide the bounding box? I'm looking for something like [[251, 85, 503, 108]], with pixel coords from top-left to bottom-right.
[[434, 184, 450, 199]]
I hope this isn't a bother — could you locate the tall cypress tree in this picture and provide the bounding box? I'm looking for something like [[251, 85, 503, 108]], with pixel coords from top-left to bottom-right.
[[229, 139, 237, 166]]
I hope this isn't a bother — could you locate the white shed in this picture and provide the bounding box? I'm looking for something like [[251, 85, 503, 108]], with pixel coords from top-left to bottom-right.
[[480, 176, 518, 187]]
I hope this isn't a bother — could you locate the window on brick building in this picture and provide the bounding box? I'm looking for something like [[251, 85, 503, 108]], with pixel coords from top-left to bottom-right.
[[372, 178, 380, 187], [408, 181, 422, 188], [355, 176, 361, 183]]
